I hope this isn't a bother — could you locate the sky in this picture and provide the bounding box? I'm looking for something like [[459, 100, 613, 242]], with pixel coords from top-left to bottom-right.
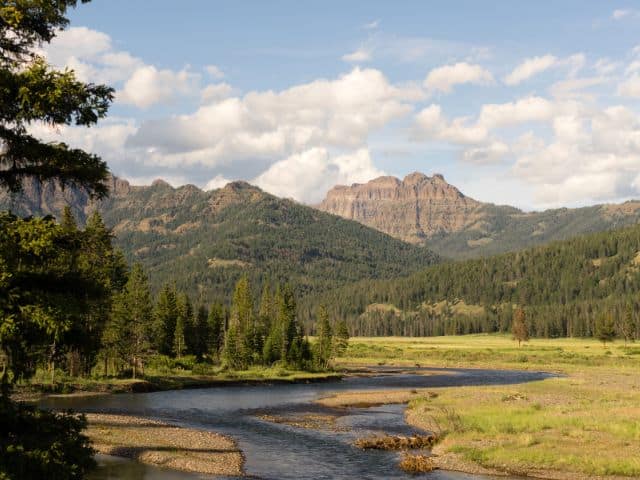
[[32, 0, 640, 210]]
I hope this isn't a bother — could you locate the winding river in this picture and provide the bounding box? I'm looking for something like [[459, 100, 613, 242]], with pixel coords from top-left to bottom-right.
[[41, 367, 553, 480]]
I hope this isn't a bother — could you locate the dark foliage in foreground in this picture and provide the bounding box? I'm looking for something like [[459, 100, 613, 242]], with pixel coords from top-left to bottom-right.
[[0, 395, 94, 480]]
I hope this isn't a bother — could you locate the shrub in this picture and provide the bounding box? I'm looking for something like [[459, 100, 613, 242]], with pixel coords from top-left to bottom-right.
[[0, 396, 95, 479], [398, 453, 436, 474]]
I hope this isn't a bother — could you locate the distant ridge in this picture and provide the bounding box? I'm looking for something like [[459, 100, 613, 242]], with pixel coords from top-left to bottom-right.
[[317, 172, 640, 258], [0, 177, 438, 300]]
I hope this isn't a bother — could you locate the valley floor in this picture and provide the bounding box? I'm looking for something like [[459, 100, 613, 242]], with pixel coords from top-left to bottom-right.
[[327, 335, 640, 479], [26, 335, 640, 479]]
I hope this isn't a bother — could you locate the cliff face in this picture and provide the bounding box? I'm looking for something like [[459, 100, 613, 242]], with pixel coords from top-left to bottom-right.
[[0, 176, 132, 223], [317, 172, 484, 244]]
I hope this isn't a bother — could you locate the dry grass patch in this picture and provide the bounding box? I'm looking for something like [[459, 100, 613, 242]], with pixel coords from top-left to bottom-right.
[[318, 389, 437, 408], [257, 412, 348, 431]]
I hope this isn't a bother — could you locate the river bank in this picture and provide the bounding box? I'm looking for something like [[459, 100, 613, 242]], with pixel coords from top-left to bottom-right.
[[32, 334, 640, 479], [320, 335, 640, 479], [85, 414, 243, 476], [38, 365, 551, 479], [15, 368, 343, 402]]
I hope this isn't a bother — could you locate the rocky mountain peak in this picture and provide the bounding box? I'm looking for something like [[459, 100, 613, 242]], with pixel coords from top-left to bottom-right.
[[317, 172, 482, 244], [151, 178, 171, 188], [402, 171, 429, 185]]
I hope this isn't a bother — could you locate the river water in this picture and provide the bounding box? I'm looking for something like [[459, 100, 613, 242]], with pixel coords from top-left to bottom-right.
[[41, 367, 553, 480]]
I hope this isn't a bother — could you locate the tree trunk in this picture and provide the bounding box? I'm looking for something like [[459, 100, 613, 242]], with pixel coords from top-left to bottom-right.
[[49, 340, 57, 385], [132, 356, 137, 379]]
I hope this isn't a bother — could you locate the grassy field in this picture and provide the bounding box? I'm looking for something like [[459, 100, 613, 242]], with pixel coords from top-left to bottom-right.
[[336, 335, 640, 479], [339, 334, 640, 373]]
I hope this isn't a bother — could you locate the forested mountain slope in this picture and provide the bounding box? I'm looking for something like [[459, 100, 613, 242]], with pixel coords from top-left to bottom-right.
[[0, 178, 439, 301], [307, 224, 640, 338]]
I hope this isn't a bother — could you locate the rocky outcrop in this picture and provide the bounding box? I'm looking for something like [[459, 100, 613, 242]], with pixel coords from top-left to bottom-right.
[[317, 172, 484, 244]]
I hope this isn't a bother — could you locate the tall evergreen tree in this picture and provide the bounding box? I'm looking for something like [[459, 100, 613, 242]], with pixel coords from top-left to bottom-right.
[[229, 276, 254, 365], [153, 284, 178, 355], [222, 322, 244, 369], [114, 263, 153, 378], [208, 303, 226, 360], [333, 319, 350, 357], [314, 305, 333, 369], [193, 305, 210, 361], [60, 206, 78, 234], [263, 285, 285, 365], [173, 313, 187, 359], [176, 293, 194, 355], [74, 211, 126, 374]]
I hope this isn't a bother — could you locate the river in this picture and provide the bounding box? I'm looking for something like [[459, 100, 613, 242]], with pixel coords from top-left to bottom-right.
[[40, 367, 553, 479]]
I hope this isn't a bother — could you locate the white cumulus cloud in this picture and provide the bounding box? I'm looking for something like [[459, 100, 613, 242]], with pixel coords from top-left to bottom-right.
[[504, 55, 558, 85], [119, 66, 200, 108], [424, 62, 494, 94], [342, 48, 372, 63], [127, 68, 418, 171], [253, 148, 384, 203], [414, 104, 489, 144], [205, 65, 225, 79]]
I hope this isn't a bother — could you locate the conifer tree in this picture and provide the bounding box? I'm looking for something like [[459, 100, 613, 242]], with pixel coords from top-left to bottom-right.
[[259, 283, 274, 329], [113, 263, 153, 378], [176, 293, 194, 355], [60, 206, 78, 234], [222, 322, 244, 369], [619, 303, 635, 346], [596, 313, 616, 348], [208, 303, 226, 360], [193, 305, 210, 360], [281, 284, 308, 368], [512, 307, 529, 347], [314, 305, 333, 369], [75, 211, 125, 374], [279, 284, 297, 363], [263, 285, 285, 365], [99, 300, 125, 376], [173, 313, 186, 359], [256, 283, 273, 357], [153, 284, 178, 355], [333, 319, 350, 357], [230, 276, 254, 365]]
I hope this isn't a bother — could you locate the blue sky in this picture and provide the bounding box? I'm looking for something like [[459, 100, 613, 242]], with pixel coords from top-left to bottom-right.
[[33, 1, 640, 209]]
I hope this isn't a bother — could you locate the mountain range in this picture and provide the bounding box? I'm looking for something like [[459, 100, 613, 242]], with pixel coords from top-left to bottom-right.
[[3, 172, 640, 302], [0, 176, 438, 302], [318, 172, 640, 258]]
